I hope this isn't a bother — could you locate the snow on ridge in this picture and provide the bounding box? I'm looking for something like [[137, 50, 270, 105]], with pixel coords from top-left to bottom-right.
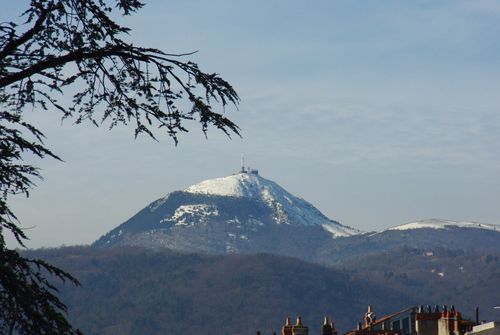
[[322, 222, 360, 237], [149, 193, 171, 212], [388, 219, 500, 232], [184, 172, 311, 209], [185, 172, 284, 201]]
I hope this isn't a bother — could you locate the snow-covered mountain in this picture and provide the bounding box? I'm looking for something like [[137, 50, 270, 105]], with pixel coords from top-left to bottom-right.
[[93, 169, 359, 256], [387, 218, 500, 232]]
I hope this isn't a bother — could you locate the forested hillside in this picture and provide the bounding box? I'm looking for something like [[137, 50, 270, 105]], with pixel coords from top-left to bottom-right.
[[28, 247, 410, 335], [25, 246, 500, 335], [342, 247, 500, 322]]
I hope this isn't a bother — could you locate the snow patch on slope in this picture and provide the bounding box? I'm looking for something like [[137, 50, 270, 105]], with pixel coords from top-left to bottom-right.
[[162, 204, 219, 226], [388, 219, 500, 232]]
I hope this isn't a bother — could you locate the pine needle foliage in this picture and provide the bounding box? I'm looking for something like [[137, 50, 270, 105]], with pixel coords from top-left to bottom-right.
[[0, 0, 239, 333]]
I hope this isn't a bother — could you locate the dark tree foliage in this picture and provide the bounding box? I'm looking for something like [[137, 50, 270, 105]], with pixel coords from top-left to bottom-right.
[[0, 0, 239, 333]]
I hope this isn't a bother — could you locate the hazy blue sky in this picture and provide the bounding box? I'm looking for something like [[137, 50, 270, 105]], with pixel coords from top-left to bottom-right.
[[4, 0, 500, 248]]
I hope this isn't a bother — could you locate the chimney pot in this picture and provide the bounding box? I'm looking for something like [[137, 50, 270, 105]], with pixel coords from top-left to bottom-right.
[[297, 316, 302, 326]]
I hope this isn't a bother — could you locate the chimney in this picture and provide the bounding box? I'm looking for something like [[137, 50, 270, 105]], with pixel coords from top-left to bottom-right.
[[475, 307, 479, 325], [292, 316, 308, 335], [282, 317, 293, 335], [365, 305, 376, 328], [331, 321, 337, 335], [322, 316, 333, 335]]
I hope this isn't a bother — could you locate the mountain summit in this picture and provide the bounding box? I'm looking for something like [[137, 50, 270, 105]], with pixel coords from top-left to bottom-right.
[[185, 170, 358, 235], [94, 169, 359, 256]]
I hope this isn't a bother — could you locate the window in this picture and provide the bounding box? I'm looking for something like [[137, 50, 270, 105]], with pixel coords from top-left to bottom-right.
[[402, 318, 410, 335]]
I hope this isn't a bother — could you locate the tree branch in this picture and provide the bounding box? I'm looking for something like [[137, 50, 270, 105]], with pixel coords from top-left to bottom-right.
[[0, 46, 127, 88], [0, 8, 49, 60]]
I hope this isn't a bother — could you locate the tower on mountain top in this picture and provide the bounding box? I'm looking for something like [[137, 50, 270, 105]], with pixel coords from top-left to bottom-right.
[[241, 154, 246, 173], [239, 154, 259, 175]]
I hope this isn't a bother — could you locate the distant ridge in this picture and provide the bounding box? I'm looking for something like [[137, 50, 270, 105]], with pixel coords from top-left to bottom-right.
[[387, 218, 500, 232]]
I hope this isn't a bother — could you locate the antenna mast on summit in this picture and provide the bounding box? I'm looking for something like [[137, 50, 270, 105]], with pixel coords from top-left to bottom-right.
[[241, 154, 246, 173]]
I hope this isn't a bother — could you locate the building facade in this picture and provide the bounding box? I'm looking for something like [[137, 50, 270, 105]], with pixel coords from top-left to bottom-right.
[[345, 305, 474, 335], [264, 305, 478, 335]]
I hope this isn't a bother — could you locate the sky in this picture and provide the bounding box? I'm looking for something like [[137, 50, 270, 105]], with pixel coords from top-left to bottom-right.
[[4, 0, 500, 248]]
